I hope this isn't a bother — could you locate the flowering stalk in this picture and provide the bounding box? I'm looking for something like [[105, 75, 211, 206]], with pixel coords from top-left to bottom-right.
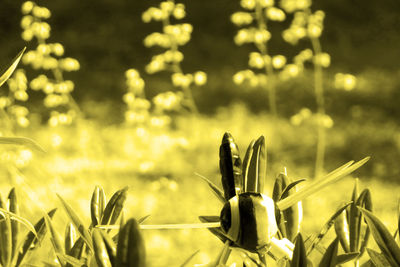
[[142, 0, 207, 114], [20, 1, 81, 128], [232, 0, 286, 116]]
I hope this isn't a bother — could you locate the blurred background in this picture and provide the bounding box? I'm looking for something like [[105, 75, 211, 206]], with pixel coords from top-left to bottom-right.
[[0, 0, 399, 266]]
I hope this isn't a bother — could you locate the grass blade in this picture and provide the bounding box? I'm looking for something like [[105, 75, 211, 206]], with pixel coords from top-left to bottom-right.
[[64, 223, 76, 255], [318, 238, 338, 267], [0, 214, 12, 267], [277, 157, 369, 210], [199, 216, 231, 245], [0, 137, 45, 153], [57, 194, 93, 252], [195, 173, 225, 203], [66, 237, 85, 265], [360, 208, 400, 266], [336, 252, 360, 265], [91, 186, 106, 227], [15, 208, 57, 266], [219, 132, 243, 200], [0, 47, 25, 88], [334, 208, 350, 253], [55, 253, 84, 267]]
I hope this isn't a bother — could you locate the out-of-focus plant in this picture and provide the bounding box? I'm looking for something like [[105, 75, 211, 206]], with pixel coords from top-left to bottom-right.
[[281, 0, 358, 177], [142, 0, 207, 114], [232, 0, 287, 116], [20, 1, 81, 130]]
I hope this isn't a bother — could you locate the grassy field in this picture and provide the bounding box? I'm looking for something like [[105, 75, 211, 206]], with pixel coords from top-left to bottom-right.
[[0, 103, 398, 266]]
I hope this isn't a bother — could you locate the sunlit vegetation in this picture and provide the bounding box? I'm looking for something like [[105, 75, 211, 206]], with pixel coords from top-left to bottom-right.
[[0, 0, 398, 266]]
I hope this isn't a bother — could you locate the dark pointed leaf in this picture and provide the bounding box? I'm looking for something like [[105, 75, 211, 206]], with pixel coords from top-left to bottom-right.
[[65, 223, 76, 255], [219, 132, 243, 200], [15, 209, 57, 266], [360, 208, 400, 266], [349, 179, 360, 252], [291, 234, 307, 267], [318, 238, 338, 267], [92, 229, 112, 267], [306, 202, 351, 255], [180, 250, 199, 267], [334, 208, 350, 253], [0, 214, 12, 267], [101, 187, 128, 227], [367, 248, 392, 267], [246, 136, 266, 193], [0, 47, 25, 87], [115, 219, 146, 267], [242, 139, 255, 192], [336, 252, 360, 265], [44, 213, 66, 266], [57, 194, 93, 252]]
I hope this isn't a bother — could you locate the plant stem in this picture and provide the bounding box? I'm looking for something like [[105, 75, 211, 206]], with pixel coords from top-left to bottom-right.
[[310, 35, 326, 178], [255, 3, 277, 117]]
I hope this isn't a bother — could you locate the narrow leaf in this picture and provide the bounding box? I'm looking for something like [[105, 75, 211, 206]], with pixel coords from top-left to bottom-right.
[[92, 229, 112, 267], [195, 173, 225, 203], [334, 208, 350, 253], [336, 252, 360, 265], [291, 234, 307, 267], [44, 213, 65, 266], [318, 238, 339, 267], [242, 139, 255, 192], [91, 186, 106, 227], [306, 202, 351, 255], [65, 223, 76, 255], [56, 253, 85, 267], [138, 215, 150, 224], [57, 194, 93, 251], [277, 157, 369, 210], [246, 136, 266, 193], [8, 188, 18, 259], [180, 250, 200, 267], [0, 47, 26, 87], [101, 187, 128, 226], [0, 208, 38, 239], [367, 248, 392, 267], [0, 214, 12, 267], [360, 208, 400, 266], [219, 132, 243, 200], [115, 219, 146, 267], [15, 209, 57, 266]]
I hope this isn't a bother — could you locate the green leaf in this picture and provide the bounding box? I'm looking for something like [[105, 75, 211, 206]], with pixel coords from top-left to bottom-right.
[[92, 229, 113, 267], [367, 248, 391, 267], [55, 253, 85, 267], [291, 234, 307, 267], [44, 213, 65, 266], [8, 188, 18, 259], [245, 136, 266, 193], [242, 139, 255, 189], [66, 238, 85, 265], [115, 219, 146, 267], [357, 189, 372, 257], [0, 214, 12, 267], [137, 215, 150, 224], [199, 216, 231, 245], [15, 209, 57, 267], [57, 194, 93, 252], [0, 208, 38, 239], [0, 137, 45, 153], [0, 48, 25, 88], [196, 174, 225, 203], [318, 238, 338, 267], [334, 208, 350, 253], [360, 208, 400, 266], [306, 202, 351, 255], [91, 186, 106, 227], [101, 187, 128, 227], [277, 157, 369, 210], [180, 250, 199, 267], [64, 223, 76, 255], [336, 252, 360, 265], [279, 179, 307, 201], [349, 179, 360, 252], [99, 230, 116, 264], [219, 132, 243, 200]]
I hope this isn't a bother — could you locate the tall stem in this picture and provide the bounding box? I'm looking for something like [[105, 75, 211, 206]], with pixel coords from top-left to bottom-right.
[[310, 36, 326, 178], [255, 3, 277, 117]]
